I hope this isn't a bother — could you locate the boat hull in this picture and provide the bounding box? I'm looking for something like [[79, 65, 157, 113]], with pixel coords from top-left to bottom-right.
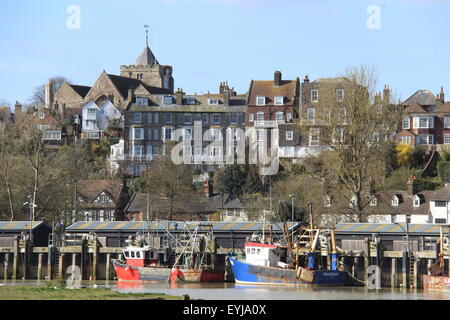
[[112, 260, 224, 283], [423, 275, 450, 292], [228, 257, 349, 286]]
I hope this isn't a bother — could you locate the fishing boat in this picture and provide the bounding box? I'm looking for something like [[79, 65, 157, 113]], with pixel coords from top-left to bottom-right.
[[112, 222, 225, 283], [228, 227, 350, 286], [112, 246, 224, 282], [423, 226, 450, 292]]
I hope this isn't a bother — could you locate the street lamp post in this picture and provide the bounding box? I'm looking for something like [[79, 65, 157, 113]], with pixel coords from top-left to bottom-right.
[[395, 221, 410, 288], [23, 195, 36, 244], [289, 194, 295, 244]]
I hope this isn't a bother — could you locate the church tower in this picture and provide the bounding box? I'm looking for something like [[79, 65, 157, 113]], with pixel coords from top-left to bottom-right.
[[120, 26, 174, 93]]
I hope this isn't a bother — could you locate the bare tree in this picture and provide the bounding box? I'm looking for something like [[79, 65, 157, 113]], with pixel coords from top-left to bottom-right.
[[29, 76, 70, 106], [140, 142, 193, 220], [299, 66, 401, 222]]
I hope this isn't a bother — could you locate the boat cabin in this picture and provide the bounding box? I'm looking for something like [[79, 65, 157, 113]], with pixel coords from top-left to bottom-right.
[[245, 242, 282, 267], [122, 247, 158, 267]]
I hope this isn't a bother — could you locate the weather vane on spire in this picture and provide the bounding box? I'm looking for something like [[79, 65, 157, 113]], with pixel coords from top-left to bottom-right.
[[144, 24, 149, 47]]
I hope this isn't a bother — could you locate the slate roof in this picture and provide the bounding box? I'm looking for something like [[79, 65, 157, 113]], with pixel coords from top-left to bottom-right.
[[403, 90, 437, 106], [107, 74, 143, 99], [431, 184, 450, 201], [135, 45, 158, 65], [68, 85, 91, 98]]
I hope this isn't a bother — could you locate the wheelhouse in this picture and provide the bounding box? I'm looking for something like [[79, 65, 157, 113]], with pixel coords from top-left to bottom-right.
[[122, 247, 158, 267]]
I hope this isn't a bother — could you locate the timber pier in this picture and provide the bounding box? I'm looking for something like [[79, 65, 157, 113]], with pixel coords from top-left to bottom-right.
[[0, 220, 448, 289]]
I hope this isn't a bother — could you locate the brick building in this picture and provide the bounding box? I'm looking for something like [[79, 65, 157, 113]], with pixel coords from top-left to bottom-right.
[[115, 82, 247, 176], [396, 87, 449, 151]]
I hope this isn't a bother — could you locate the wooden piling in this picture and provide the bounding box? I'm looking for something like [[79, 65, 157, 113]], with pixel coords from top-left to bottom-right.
[[106, 254, 110, 281], [72, 253, 76, 279], [391, 258, 396, 288], [413, 258, 419, 289], [402, 251, 407, 289], [37, 253, 43, 281], [427, 259, 433, 275], [47, 246, 52, 280], [58, 253, 64, 280], [364, 238, 369, 284], [12, 237, 18, 280], [352, 257, 357, 279], [92, 235, 98, 281], [4, 254, 9, 280]]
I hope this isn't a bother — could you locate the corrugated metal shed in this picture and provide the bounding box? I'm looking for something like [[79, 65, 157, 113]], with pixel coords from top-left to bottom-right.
[[0, 221, 46, 231], [335, 223, 450, 235], [66, 220, 297, 233]]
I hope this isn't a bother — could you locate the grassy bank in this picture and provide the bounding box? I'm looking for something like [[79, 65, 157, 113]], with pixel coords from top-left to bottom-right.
[[0, 285, 184, 300]]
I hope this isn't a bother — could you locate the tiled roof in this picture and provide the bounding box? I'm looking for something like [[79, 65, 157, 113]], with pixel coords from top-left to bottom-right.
[[434, 102, 450, 113], [431, 184, 450, 201], [248, 79, 298, 106], [0, 221, 48, 231], [79, 180, 123, 203], [403, 102, 428, 114]]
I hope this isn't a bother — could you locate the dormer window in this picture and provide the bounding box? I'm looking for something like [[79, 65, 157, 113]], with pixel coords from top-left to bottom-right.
[[163, 96, 173, 104], [185, 98, 196, 105], [413, 195, 421, 207], [208, 98, 219, 105], [392, 195, 399, 206], [286, 131, 293, 141], [136, 97, 148, 106], [274, 96, 284, 105], [39, 112, 45, 119], [369, 197, 377, 207], [256, 96, 266, 106]]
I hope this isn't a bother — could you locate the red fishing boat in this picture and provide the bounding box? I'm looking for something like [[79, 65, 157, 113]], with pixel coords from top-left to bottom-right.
[[112, 223, 225, 283]]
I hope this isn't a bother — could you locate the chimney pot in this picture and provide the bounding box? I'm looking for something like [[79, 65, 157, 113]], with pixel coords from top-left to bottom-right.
[[274, 71, 282, 87]]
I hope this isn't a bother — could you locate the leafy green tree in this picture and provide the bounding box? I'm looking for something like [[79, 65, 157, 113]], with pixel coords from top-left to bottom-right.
[[214, 165, 246, 197]]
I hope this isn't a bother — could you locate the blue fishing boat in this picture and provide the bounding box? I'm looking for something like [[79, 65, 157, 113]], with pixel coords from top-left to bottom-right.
[[228, 229, 350, 286]]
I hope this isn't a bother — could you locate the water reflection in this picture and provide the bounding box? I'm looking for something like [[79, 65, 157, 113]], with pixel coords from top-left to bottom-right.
[[3, 280, 450, 300]]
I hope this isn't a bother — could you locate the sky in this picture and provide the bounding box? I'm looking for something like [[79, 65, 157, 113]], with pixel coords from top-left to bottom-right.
[[0, 0, 449, 105]]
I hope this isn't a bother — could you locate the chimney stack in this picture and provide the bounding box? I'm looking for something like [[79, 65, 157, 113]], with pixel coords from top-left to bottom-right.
[[407, 175, 416, 195], [383, 85, 390, 103], [14, 101, 22, 114], [44, 81, 53, 108], [274, 71, 282, 87], [223, 89, 230, 106], [439, 86, 445, 103], [303, 75, 310, 84], [127, 87, 135, 103], [219, 81, 230, 94], [203, 179, 213, 198], [176, 88, 185, 105]]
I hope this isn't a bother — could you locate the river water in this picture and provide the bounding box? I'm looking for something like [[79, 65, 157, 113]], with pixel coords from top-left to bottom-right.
[[3, 280, 450, 300]]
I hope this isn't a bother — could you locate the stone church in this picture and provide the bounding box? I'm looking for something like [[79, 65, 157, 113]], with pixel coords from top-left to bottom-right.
[[50, 35, 174, 120]]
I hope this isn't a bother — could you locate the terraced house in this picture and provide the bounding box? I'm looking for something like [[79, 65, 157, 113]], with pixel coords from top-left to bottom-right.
[[115, 82, 247, 176]]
